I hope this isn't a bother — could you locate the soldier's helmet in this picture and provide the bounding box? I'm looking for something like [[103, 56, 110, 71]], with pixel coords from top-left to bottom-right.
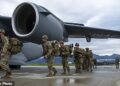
[[75, 43, 79, 46], [55, 40, 58, 44], [86, 48, 89, 50], [0, 29, 5, 33], [59, 40, 64, 44], [42, 35, 48, 40]]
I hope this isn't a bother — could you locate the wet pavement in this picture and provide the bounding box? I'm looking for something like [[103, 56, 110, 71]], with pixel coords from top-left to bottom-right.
[[0, 65, 120, 86]]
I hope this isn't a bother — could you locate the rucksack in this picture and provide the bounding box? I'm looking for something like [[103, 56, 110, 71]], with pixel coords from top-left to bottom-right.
[[9, 38, 23, 55]]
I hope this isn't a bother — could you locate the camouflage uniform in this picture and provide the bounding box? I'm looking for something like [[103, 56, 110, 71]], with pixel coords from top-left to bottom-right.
[[85, 48, 92, 72], [53, 41, 60, 56], [59, 41, 70, 74], [68, 44, 73, 57], [42, 35, 57, 77], [81, 49, 86, 70], [89, 50, 93, 72], [0, 30, 11, 79], [73, 43, 83, 73]]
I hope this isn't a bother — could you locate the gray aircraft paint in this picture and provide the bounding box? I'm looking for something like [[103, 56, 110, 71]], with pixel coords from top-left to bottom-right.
[[9, 43, 43, 65]]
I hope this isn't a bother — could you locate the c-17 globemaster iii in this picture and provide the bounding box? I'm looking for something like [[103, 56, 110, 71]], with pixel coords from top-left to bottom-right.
[[0, 2, 120, 68]]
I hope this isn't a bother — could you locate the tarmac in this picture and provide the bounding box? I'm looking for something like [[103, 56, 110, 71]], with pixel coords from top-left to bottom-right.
[[0, 65, 120, 86]]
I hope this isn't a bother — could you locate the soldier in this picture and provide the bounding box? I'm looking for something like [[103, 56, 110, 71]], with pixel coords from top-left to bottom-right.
[[0, 29, 12, 79], [93, 58, 97, 69], [42, 35, 57, 77], [85, 48, 90, 71], [73, 43, 83, 73], [115, 58, 119, 69], [69, 44, 73, 57], [54, 40, 60, 56], [81, 48, 86, 70], [89, 50, 93, 72], [85, 48, 93, 72], [59, 41, 70, 74]]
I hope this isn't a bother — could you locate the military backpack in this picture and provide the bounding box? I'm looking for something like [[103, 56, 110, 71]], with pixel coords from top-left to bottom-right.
[[9, 38, 23, 55]]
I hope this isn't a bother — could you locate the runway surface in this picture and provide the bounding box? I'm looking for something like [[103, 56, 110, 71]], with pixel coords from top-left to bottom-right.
[[0, 65, 120, 86]]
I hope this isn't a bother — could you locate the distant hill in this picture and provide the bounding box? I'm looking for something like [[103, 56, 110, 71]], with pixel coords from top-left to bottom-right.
[[27, 54, 120, 64], [93, 54, 120, 59]]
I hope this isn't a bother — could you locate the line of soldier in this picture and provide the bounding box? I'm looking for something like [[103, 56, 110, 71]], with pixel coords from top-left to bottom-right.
[[0, 28, 95, 79], [74, 43, 95, 73], [0, 28, 119, 79], [42, 35, 96, 77]]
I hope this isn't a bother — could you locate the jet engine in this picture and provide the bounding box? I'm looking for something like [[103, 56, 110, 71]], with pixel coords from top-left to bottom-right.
[[12, 2, 68, 44]]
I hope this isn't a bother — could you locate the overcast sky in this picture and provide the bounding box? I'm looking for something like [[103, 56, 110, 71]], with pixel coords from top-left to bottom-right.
[[0, 0, 120, 55]]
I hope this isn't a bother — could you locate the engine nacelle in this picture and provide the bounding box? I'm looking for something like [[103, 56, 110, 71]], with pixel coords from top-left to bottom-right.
[[22, 43, 43, 61], [12, 2, 67, 44]]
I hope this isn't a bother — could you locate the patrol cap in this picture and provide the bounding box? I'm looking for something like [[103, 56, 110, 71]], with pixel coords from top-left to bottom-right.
[[42, 35, 48, 39], [75, 43, 79, 46], [0, 29, 5, 33]]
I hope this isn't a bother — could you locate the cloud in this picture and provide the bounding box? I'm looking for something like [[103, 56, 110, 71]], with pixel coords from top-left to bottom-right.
[[0, 0, 120, 55], [84, 0, 120, 30]]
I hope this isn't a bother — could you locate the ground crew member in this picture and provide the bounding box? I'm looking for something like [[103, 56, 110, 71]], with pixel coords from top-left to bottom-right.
[[0, 29, 12, 79], [59, 41, 70, 74], [93, 58, 97, 69], [42, 35, 57, 77], [115, 58, 119, 69]]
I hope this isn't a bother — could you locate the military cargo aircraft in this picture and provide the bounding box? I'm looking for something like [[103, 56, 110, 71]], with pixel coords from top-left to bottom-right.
[[0, 2, 120, 69]]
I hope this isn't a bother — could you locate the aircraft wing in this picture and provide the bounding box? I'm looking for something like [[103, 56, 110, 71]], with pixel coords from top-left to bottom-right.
[[65, 22, 120, 42]]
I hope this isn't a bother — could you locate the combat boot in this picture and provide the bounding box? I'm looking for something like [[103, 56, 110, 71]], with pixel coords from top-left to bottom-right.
[[46, 73, 53, 77], [90, 69, 93, 72], [61, 68, 66, 74], [67, 67, 70, 75], [46, 70, 53, 77], [76, 68, 80, 73], [75, 69, 78, 73], [1, 71, 12, 79], [77, 69, 80, 73], [52, 67, 57, 76]]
